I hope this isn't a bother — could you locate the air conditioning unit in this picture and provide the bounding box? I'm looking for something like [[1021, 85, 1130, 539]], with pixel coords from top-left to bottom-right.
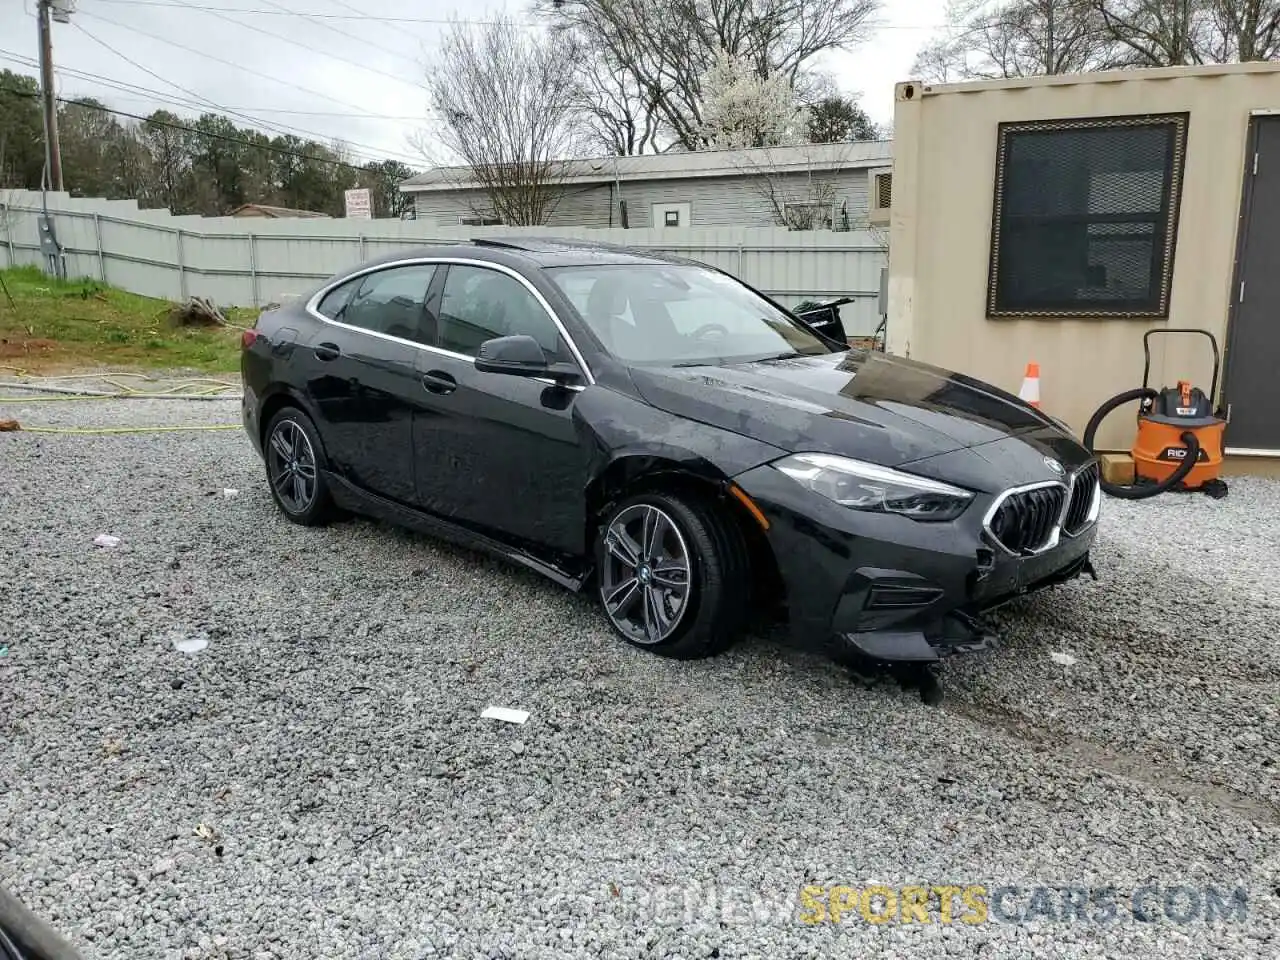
[[868, 167, 892, 225]]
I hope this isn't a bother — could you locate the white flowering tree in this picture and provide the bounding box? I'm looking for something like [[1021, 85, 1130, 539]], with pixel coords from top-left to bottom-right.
[[699, 49, 806, 150]]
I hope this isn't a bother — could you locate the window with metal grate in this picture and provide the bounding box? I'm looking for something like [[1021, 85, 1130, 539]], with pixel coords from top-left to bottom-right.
[[987, 114, 1189, 319]]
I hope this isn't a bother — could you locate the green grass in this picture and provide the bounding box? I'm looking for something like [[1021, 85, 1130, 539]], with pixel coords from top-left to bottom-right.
[[0, 266, 258, 373]]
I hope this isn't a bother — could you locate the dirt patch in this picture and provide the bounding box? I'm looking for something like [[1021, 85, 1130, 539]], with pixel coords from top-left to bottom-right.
[[0, 338, 58, 359], [946, 697, 1280, 827]]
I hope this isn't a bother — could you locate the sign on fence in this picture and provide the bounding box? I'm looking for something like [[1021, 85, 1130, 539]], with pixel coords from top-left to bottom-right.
[[344, 188, 372, 220]]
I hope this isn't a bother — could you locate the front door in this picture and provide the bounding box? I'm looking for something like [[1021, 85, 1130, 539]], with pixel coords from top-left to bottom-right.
[[1224, 116, 1280, 451], [412, 263, 591, 557]]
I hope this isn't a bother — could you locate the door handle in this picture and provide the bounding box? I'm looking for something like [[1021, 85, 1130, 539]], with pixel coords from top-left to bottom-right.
[[422, 370, 458, 395], [314, 341, 341, 362]]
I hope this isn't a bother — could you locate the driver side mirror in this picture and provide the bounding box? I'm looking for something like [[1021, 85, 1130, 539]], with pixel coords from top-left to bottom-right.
[[474, 334, 549, 377], [474, 335, 584, 385]]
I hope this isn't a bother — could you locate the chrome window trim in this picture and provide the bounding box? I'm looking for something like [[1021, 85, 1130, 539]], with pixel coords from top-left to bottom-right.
[[303, 256, 596, 386], [982, 479, 1070, 557], [1061, 462, 1102, 539]]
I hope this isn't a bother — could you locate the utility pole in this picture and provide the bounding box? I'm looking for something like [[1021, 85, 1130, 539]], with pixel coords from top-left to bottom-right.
[[1045, 0, 1056, 74], [37, 0, 64, 192]]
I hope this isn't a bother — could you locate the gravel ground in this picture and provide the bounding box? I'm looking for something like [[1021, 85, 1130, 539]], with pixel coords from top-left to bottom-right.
[[1, 393, 1277, 960]]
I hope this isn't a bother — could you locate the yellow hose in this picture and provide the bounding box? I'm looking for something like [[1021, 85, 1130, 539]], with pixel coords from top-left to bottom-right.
[[0, 394, 237, 402], [15, 424, 241, 435]]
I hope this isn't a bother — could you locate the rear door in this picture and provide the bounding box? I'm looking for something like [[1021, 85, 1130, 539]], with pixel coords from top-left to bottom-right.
[[412, 263, 592, 556], [303, 263, 437, 504]]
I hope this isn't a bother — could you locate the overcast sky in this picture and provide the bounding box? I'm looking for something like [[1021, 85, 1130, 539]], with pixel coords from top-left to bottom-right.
[[0, 0, 950, 168]]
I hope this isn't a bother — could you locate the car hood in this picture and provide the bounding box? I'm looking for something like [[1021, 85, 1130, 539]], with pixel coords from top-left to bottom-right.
[[627, 350, 1082, 469]]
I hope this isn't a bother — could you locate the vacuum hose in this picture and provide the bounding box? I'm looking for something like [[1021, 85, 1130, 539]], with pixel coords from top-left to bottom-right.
[[1082, 388, 1201, 500]]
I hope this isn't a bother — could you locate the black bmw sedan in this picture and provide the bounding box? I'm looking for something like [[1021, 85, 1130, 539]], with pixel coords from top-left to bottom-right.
[[241, 238, 1100, 665]]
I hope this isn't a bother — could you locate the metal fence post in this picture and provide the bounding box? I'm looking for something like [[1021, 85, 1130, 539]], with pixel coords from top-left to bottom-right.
[[0, 201, 12, 268], [176, 228, 187, 300], [737, 243, 744, 275], [248, 232, 259, 307], [358, 234, 366, 260], [93, 213, 106, 283]]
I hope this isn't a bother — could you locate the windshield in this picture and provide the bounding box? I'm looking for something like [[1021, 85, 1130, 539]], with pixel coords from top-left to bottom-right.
[[547, 264, 834, 366]]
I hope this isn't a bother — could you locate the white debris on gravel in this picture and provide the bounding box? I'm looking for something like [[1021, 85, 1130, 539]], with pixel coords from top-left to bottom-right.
[[1048, 651, 1078, 667], [481, 706, 530, 725], [170, 633, 210, 655], [1, 397, 1277, 959]]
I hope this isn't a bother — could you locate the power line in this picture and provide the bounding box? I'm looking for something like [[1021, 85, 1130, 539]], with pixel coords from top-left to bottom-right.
[[80, 0, 528, 26], [250, 0, 427, 71], [188, 2, 432, 89], [62, 92, 435, 120], [84, 1, 950, 29], [0, 52, 429, 167], [76, 9, 402, 116], [2, 83, 418, 176], [319, 0, 437, 46]]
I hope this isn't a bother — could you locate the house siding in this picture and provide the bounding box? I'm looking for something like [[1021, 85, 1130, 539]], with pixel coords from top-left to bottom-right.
[[413, 169, 871, 230]]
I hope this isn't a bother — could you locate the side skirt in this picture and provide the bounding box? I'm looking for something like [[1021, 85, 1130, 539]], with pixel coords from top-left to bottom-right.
[[325, 471, 589, 592]]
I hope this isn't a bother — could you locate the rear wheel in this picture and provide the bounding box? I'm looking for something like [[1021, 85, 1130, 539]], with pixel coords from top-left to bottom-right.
[[596, 490, 749, 659], [264, 407, 334, 526]]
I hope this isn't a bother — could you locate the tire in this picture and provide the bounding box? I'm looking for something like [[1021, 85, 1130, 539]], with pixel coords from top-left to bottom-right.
[[595, 489, 749, 660], [263, 406, 334, 526]]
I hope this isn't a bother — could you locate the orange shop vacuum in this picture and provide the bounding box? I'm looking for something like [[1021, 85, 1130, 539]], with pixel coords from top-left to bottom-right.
[[1082, 329, 1228, 500]]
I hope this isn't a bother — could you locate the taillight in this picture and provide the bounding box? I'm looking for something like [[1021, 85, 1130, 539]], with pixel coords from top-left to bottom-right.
[[241, 329, 259, 349]]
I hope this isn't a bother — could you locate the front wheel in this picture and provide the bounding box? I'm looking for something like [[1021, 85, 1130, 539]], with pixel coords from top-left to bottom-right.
[[595, 490, 749, 660], [263, 407, 334, 526]]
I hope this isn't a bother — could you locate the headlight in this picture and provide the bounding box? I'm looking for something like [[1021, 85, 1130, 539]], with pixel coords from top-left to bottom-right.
[[772, 453, 974, 522]]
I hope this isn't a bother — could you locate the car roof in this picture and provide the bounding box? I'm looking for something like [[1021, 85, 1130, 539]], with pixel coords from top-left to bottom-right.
[[348, 237, 695, 275]]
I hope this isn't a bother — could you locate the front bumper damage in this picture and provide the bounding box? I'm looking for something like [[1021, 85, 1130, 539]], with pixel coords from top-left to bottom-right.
[[732, 463, 1101, 664]]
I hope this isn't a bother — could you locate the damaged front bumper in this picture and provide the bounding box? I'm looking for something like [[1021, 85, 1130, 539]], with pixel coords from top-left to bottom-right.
[[839, 553, 1098, 662], [731, 463, 1101, 664]]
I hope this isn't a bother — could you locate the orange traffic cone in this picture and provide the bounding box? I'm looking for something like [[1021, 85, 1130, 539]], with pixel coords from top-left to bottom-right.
[[1018, 361, 1041, 408]]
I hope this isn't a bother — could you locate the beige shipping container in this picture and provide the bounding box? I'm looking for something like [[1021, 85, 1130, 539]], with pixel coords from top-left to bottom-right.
[[886, 62, 1280, 455]]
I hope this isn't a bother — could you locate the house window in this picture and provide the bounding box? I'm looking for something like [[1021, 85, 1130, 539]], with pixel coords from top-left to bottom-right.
[[652, 202, 691, 228], [988, 113, 1189, 318], [459, 214, 503, 226], [783, 201, 834, 231]]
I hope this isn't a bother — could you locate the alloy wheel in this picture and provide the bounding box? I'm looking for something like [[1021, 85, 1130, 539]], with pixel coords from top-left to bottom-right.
[[600, 503, 692, 645], [267, 419, 318, 514]]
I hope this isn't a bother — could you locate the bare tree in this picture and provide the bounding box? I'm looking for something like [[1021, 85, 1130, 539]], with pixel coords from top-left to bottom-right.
[[537, 0, 879, 152], [422, 17, 581, 226], [571, 59, 663, 156], [914, 0, 1118, 81], [1211, 0, 1280, 60], [916, 0, 1278, 80], [731, 145, 850, 230], [1092, 0, 1218, 66]]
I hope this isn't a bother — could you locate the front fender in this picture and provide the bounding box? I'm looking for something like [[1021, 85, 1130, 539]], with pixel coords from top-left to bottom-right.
[[575, 386, 787, 492]]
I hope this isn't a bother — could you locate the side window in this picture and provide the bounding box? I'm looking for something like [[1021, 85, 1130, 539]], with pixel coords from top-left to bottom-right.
[[438, 265, 566, 360], [316, 278, 359, 320], [327, 264, 437, 343]]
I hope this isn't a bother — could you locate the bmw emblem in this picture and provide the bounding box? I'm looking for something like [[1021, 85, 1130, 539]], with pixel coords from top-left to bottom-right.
[[1043, 456, 1065, 476]]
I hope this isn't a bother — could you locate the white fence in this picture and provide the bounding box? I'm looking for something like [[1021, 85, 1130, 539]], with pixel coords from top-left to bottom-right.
[[0, 190, 889, 335]]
